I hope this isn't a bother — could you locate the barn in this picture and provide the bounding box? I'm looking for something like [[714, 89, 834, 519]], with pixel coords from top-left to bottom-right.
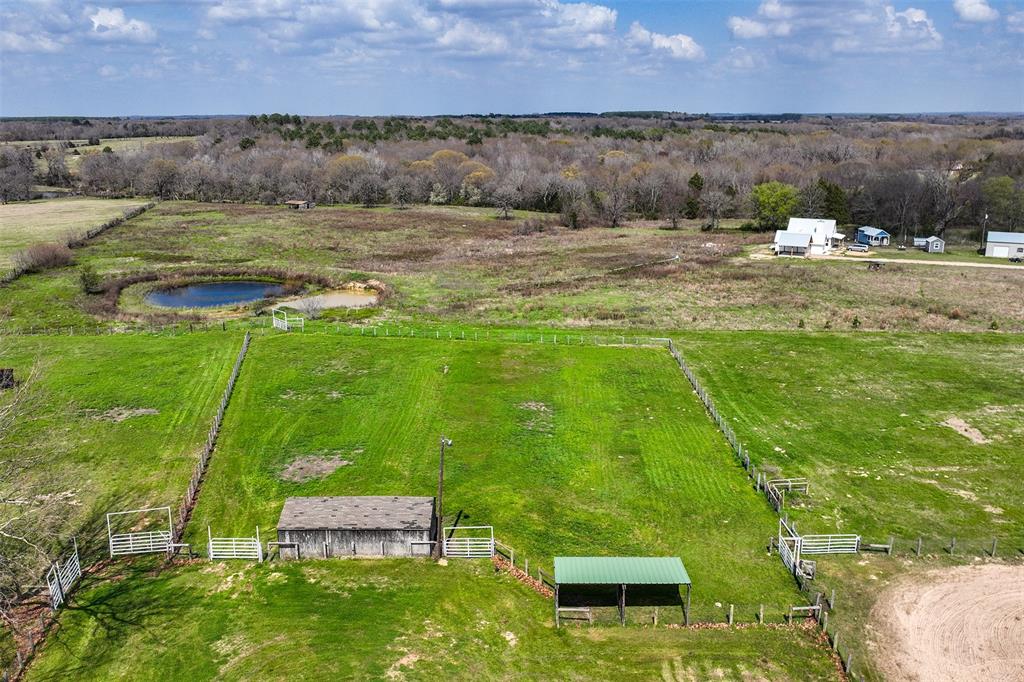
[[773, 230, 812, 257], [276, 496, 436, 559], [984, 231, 1024, 259]]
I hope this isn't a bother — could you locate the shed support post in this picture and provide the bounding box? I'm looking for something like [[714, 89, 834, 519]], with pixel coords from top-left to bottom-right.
[[684, 584, 691, 626], [554, 585, 560, 628], [619, 584, 626, 626]]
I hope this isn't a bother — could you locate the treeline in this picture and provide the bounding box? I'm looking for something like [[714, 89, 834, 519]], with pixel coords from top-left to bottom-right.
[[2, 115, 1023, 236]]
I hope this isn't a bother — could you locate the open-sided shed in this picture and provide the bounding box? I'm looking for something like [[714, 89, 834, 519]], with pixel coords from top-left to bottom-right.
[[276, 496, 436, 559], [553, 556, 691, 626]]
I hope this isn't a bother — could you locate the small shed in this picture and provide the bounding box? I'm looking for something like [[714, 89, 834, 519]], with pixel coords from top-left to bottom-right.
[[554, 556, 691, 626], [856, 226, 890, 247], [773, 230, 812, 257], [284, 199, 313, 210], [276, 496, 436, 559], [923, 236, 945, 253], [985, 231, 1024, 258]]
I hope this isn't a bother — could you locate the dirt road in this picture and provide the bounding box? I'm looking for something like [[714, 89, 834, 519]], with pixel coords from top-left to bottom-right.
[[872, 564, 1024, 682]]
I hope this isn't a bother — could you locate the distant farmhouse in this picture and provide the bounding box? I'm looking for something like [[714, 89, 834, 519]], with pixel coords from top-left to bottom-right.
[[284, 199, 313, 210], [773, 218, 843, 257], [856, 226, 890, 247], [985, 231, 1024, 259]]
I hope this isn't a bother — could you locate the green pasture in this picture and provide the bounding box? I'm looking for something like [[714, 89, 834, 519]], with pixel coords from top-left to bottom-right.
[[188, 334, 798, 617], [678, 332, 1024, 543], [27, 559, 836, 682], [0, 333, 239, 547]]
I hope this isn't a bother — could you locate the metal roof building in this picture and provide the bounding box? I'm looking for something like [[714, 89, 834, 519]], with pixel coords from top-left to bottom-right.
[[276, 496, 436, 559], [985, 231, 1024, 258], [553, 556, 692, 626], [773, 229, 812, 257]]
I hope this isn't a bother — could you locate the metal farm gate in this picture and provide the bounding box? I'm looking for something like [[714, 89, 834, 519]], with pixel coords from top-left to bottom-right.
[[778, 518, 802, 575], [107, 506, 174, 557], [800, 534, 860, 555], [272, 309, 304, 332], [443, 525, 494, 558], [207, 527, 263, 562], [46, 539, 82, 609]]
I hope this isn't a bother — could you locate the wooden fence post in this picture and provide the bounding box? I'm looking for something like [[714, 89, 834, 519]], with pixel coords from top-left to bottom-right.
[[990, 538, 998, 557], [758, 604, 764, 624], [832, 631, 839, 651], [916, 537, 922, 557], [888, 536, 894, 555], [821, 611, 828, 633], [844, 652, 853, 674], [950, 537, 956, 555], [829, 588, 836, 610], [728, 604, 733, 625]]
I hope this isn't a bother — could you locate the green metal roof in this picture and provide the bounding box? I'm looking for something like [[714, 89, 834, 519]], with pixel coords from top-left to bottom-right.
[[554, 557, 690, 585]]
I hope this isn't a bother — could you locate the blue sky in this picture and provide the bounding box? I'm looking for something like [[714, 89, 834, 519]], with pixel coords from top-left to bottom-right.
[[1, 0, 1022, 116]]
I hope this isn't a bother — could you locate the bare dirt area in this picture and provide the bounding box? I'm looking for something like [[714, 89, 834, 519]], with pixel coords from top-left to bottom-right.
[[278, 454, 352, 482], [871, 564, 1024, 682], [941, 416, 991, 444]]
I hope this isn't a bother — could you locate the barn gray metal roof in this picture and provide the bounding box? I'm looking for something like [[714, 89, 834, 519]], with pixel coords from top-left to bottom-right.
[[554, 557, 690, 585], [277, 496, 434, 531], [987, 231, 1024, 244]]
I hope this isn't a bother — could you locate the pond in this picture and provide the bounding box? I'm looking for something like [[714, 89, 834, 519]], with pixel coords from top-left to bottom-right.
[[145, 280, 285, 308]]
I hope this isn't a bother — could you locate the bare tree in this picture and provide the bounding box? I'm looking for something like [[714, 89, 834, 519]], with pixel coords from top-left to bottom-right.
[[295, 296, 325, 320]]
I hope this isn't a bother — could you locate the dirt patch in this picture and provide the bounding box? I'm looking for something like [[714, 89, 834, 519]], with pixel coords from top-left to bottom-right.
[[279, 455, 352, 482], [871, 564, 1024, 682], [90, 407, 159, 422], [941, 416, 991, 444], [385, 652, 421, 679]]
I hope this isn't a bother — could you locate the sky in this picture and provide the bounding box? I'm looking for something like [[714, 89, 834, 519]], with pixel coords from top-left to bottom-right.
[[1, 0, 1022, 116]]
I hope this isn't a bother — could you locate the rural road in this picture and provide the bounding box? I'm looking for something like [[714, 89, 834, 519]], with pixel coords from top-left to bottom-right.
[[820, 255, 1024, 270]]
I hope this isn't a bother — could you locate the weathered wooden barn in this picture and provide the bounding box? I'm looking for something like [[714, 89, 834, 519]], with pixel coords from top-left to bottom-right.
[[276, 496, 435, 559]]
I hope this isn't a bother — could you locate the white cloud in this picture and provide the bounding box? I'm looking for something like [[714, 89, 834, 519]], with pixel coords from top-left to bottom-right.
[[98, 64, 118, 77], [953, 0, 999, 23], [87, 7, 157, 43], [721, 46, 765, 70], [1006, 10, 1024, 33], [0, 30, 65, 53], [626, 21, 704, 60], [727, 1, 941, 54], [436, 19, 510, 55]]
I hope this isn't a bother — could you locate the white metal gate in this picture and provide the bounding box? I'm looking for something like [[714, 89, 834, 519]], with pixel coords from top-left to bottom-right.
[[800, 534, 860, 554], [46, 539, 82, 609], [272, 309, 304, 332], [107, 506, 173, 557], [778, 518, 802, 575], [207, 527, 263, 561], [443, 525, 494, 558]]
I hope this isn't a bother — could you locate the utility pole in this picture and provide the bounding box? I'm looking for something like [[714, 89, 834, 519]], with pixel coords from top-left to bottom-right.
[[433, 436, 452, 559], [981, 213, 989, 251]]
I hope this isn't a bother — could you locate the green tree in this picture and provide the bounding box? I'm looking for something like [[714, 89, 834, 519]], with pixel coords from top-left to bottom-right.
[[818, 178, 850, 224], [750, 181, 800, 231], [687, 172, 704, 193], [981, 176, 1022, 230]]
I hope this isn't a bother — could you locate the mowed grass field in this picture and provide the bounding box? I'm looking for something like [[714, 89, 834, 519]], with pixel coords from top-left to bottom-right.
[[27, 559, 838, 682], [0, 198, 149, 268], [0, 333, 239, 553], [188, 334, 798, 618], [678, 332, 1024, 544], [2, 200, 1022, 332]]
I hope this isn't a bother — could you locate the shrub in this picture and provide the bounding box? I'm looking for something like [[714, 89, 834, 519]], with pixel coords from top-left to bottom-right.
[[851, 316, 861, 328], [514, 218, 551, 236], [11, 243, 73, 273], [79, 263, 103, 294]]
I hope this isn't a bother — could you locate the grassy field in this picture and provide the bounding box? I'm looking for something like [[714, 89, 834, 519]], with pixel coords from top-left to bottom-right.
[[187, 333, 798, 619], [27, 559, 838, 681], [2, 201, 1022, 332], [678, 332, 1024, 542], [0, 198, 148, 268], [0, 333, 239, 555]]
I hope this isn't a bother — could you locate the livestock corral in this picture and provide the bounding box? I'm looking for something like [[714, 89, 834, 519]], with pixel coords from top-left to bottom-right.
[[1, 199, 1022, 681]]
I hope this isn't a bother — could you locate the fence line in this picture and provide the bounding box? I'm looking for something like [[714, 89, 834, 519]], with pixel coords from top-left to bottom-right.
[[175, 331, 251, 542]]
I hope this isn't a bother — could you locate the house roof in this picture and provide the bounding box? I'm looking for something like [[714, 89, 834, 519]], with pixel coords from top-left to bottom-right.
[[987, 231, 1024, 245], [284, 199, 309, 205], [774, 230, 812, 248], [858, 226, 890, 237], [554, 557, 690, 585], [277, 496, 434, 531], [925, 236, 944, 243], [787, 218, 836, 233]]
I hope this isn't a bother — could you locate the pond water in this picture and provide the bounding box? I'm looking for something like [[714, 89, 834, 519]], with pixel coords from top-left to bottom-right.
[[145, 280, 285, 308]]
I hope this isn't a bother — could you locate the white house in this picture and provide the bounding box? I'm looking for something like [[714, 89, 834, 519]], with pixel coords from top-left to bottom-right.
[[773, 230, 812, 257], [774, 218, 842, 256]]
